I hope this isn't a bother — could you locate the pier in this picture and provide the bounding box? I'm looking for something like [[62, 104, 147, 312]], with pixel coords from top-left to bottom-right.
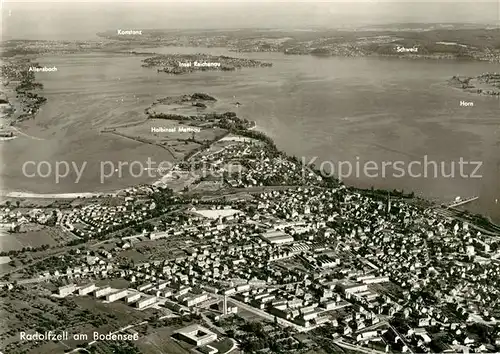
[[445, 196, 479, 208]]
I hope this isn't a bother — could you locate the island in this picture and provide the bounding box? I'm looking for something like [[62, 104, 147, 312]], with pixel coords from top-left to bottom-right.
[[145, 93, 255, 129], [142, 54, 272, 74]]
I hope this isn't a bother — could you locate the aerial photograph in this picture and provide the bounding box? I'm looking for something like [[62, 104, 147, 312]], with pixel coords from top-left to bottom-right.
[[0, 0, 499, 353]]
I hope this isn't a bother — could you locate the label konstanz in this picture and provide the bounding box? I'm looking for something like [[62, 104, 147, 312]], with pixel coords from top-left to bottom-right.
[[29, 66, 57, 72], [117, 29, 143, 35]]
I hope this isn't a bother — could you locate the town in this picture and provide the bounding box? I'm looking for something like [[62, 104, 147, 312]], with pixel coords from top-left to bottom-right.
[[1, 121, 500, 354], [1, 18, 500, 354]]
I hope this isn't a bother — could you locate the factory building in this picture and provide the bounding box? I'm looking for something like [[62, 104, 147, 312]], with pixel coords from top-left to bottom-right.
[[136, 295, 157, 309], [58, 284, 77, 297], [361, 276, 390, 284], [78, 283, 96, 296], [236, 284, 250, 292], [260, 230, 294, 245], [184, 293, 208, 307], [126, 292, 141, 304], [150, 231, 169, 240], [94, 286, 112, 298], [138, 283, 153, 292], [106, 289, 128, 302]]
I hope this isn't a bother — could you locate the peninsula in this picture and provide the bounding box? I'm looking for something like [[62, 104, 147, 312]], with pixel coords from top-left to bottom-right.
[[448, 72, 500, 96], [100, 93, 255, 174], [0, 59, 48, 140]]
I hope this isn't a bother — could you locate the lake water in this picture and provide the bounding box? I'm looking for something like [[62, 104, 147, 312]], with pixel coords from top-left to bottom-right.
[[1, 47, 499, 222]]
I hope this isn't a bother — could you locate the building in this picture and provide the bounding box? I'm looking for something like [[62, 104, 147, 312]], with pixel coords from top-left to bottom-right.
[[78, 283, 96, 296], [236, 284, 250, 292], [361, 276, 390, 284], [58, 284, 77, 297], [184, 293, 208, 307], [173, 324, 217, 346], [126, 292, 141, 304], [136, 295, 157, 309], [138, 283, 153, 292], [106, 289, 128, 302], [150, 231, 169, 240], [260, 230, 294, 245], [94, 286, 112, 298], [340, 282, 368, 296]]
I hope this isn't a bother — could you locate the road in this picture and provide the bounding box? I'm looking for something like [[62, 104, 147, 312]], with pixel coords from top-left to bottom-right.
[[226, 338, 239, 354], [201, 312, 226, 335], [435, 207, 500, 236], [9, 125, 45, 141], [356, 320, 388, 333], [220, 295, 308, 332], [388, 323, 414, 354]]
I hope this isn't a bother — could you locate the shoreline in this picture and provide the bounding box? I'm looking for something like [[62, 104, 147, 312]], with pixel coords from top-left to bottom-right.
[[1, 51, 498, 226], [0, 191, 114, 199], [0, 119, 493, 214], [1, 140, 499, 229], [0, 58, 48, 132], [447, 73, 500, 97]]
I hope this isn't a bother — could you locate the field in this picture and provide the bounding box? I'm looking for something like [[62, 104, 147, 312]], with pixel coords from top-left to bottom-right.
[[116, 238, 188, 263], [118, 119, 226, 143], [233, 306, 264, 323], [191, 180, 225, 193], [0, 225, 77, 252], [105, 119, 228, 162], [0, 283, 162, 353], [0, 198, 57, 208]]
